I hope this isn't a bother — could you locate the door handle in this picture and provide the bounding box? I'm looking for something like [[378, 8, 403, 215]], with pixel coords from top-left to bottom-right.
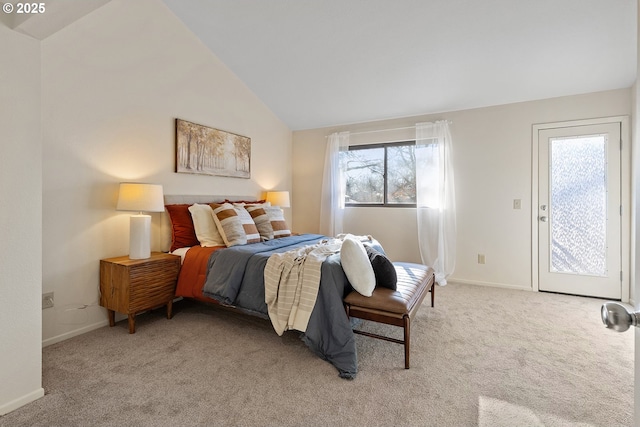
[[601, 302, 640, 332], [539, 216, 548, 222]]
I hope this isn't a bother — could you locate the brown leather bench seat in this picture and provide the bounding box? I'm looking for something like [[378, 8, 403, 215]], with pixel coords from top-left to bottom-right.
[[344, 262, 435, 369]]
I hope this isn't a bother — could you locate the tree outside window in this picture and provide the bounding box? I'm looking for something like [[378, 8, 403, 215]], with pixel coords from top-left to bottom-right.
[[341, 141, 416, 207]]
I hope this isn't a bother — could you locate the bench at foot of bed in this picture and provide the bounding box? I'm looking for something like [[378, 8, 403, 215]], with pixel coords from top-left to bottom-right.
[[344, 262, 435, 369]]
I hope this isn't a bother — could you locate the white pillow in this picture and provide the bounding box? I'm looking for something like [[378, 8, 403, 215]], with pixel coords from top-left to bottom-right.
[[187, 203, 225, 247], [341, 236, 376, 297]]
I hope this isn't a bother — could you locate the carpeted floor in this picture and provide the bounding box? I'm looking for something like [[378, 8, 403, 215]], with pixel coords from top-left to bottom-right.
[[0, 283, 633, 426]]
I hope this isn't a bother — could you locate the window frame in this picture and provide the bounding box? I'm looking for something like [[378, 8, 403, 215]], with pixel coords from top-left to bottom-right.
[[344, 140, 417, 208]]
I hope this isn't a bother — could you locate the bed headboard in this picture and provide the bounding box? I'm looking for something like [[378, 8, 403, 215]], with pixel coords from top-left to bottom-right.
[[159, 194, 260, 252]]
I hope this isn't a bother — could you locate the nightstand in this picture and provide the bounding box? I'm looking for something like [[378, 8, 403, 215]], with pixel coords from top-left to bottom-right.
[[100, 252, 181, 333]]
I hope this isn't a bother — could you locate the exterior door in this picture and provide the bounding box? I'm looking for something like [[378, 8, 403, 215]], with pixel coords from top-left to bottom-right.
[[537, 122, 622, 299]]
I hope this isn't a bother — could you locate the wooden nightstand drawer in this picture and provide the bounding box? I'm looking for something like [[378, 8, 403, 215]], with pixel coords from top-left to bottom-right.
[[128, 261, 180, 311], [100, 252, 181, 333]]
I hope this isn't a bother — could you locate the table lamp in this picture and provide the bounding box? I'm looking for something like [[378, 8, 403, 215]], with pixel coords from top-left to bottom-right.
[[116, 183, 164, 259], [265, 191, 290, 208]]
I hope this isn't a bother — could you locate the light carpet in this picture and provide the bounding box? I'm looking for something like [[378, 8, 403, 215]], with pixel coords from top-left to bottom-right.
[[0, 283, 633, 426]]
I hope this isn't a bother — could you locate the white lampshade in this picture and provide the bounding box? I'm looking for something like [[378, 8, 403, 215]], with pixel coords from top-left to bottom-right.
[[116, 183, 164, 259], [266, 191, 290, 208], [116, 183, 165, 213]]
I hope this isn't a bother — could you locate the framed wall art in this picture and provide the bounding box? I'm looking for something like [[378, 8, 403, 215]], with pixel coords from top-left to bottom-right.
[[175, 119, 251, 178]]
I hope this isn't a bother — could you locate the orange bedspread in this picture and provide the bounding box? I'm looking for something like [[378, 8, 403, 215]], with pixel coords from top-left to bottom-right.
[[175, 245, 224, 302]]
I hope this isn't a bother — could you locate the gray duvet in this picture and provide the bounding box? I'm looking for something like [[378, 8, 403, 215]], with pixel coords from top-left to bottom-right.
[[202, 234, 358, 379]]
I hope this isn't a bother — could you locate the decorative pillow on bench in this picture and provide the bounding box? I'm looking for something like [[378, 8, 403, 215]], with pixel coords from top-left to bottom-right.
[[365, 246, 397, 290], [341, 236, 376, 297]]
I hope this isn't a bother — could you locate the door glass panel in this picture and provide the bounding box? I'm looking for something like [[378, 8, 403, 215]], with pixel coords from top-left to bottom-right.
[[550, 134, 607, 276]]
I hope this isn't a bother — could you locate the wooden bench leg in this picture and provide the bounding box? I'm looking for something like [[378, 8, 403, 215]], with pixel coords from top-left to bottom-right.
[[431, 282, 435, 307], [404, 315, 410, 369]]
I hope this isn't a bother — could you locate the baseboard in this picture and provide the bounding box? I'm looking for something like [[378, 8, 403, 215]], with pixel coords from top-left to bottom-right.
[[447, 278, 532, 291], [0, 387, 44, 416], [42, 319, 109, 348]]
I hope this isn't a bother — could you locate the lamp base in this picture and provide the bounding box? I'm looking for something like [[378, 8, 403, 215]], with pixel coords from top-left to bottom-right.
[[129, 214, 151, 259]]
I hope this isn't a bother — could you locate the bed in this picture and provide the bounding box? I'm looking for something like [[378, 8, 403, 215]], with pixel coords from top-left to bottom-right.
[[162, 195, 384, 379]]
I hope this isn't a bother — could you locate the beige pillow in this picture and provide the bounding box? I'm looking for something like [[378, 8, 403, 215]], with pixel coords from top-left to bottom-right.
[[210, 203, 247, 247], [187, 203, 225, 247], [245, 205, 274, 240], [265, 207, 291, 238], [233, 205, 261, 243]]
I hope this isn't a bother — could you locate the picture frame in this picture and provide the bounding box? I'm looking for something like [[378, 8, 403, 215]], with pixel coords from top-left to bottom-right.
[[175, 119, 251, 178]]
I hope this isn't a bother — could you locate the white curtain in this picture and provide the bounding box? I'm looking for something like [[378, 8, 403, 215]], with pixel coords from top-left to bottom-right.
[[319, 131, 349, 236], [415, 121, 456, 285]]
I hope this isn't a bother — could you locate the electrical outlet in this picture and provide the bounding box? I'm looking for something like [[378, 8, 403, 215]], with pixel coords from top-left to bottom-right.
[[42, 292, 54, 309], [513, 199, 522, 209], [478, 254, 486, 264]]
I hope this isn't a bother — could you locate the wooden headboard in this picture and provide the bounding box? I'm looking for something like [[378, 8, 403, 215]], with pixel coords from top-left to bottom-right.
[[160, 194, 259, 252]]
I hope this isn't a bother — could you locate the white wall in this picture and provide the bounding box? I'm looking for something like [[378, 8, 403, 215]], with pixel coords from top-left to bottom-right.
[[293, 89, 631, 291], [0, 26, 44, 414], [39, 0, 292, 344]]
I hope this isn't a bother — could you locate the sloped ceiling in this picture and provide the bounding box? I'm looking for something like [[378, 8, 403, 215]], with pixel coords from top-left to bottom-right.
[[162, 0, 637, 130], [0, 0, 110, 40], [2, 0, 635, 130]]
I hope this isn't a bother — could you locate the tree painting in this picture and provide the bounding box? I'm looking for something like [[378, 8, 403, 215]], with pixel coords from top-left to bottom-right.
[[175, 119, 251, 178]]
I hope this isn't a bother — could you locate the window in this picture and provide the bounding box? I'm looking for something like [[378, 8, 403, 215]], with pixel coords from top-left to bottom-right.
[[341, 141, 416, 206]]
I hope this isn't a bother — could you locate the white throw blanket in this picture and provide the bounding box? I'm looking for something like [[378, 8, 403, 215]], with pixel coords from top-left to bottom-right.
[[264, 240, 342, 336]]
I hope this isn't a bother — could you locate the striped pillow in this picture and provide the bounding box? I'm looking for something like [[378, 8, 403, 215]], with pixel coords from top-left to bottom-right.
[[245, 205, 274, 240], [265, 207, 291, 238], [210, 203, 247, 247], [233, 205, 261, 243]]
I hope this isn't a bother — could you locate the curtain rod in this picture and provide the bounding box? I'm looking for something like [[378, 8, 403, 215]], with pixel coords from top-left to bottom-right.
[[325, 120, 452, 138]]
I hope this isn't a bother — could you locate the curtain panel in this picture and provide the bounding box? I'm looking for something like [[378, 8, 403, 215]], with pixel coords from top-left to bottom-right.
[[415, 121, 457, 285], [319, 131, 349, 236]]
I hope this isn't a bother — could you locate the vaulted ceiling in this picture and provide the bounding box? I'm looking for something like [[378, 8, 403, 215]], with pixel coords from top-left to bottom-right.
[[162, 0, 637, 130], [3, 0, 636, 131]]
